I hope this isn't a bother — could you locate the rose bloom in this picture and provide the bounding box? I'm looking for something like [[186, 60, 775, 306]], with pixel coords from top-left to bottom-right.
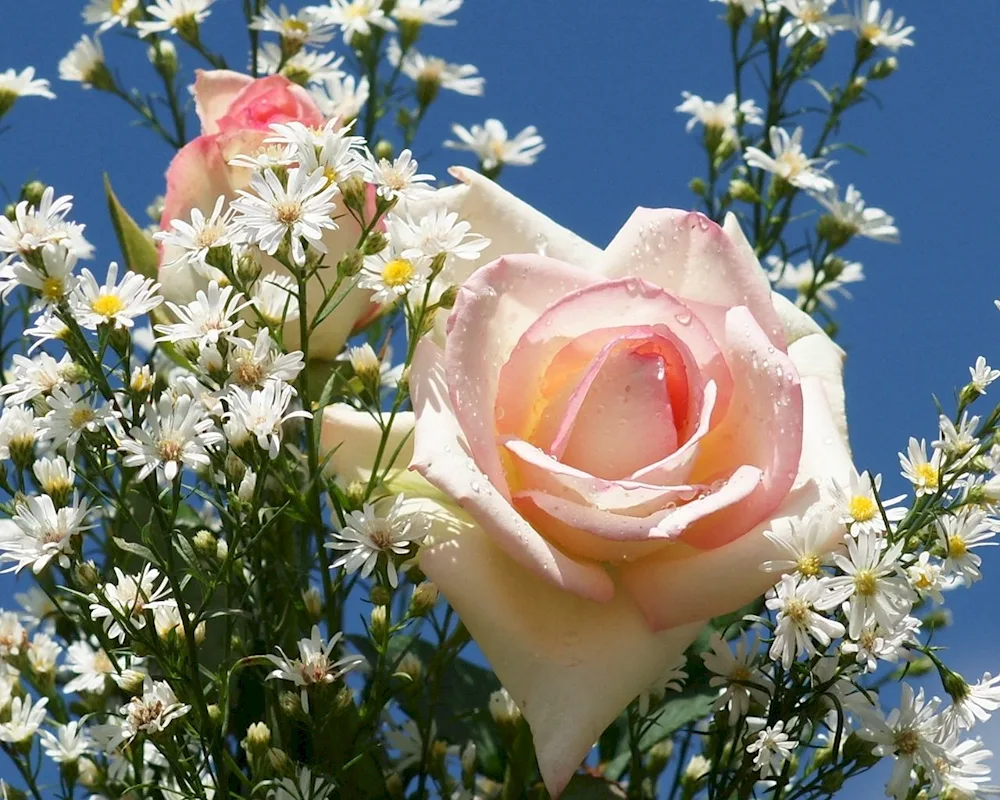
[[323, 169, 852, 795], [159, 70, 374, 358]]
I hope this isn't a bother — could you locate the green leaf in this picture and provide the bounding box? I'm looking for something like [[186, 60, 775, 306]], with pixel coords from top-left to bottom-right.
[[112, 536, 158, 564], [104, 174, 159, 280]]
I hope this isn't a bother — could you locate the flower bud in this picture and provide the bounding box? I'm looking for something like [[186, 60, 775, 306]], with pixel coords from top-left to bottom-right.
[[375, 140, 394, 161], [906, 656, 934, 677], [728, 178, 760, 203], [363, 231, 389, 255], [868, 56, 898, 81], [385, 772, 406, 800], [243, 721, 272, 754], [195, 621, 207, 646], [340, 176, 368, 214], [198, 344, 225, 378], [682, 754, 710, 788], [115, 669, 146, 695], [408, 582, 438, 617], [130, 365, 155, 395], [922, 608, 952, 630], [647, 739, 673, 777], [192, 530, 217, 558], [77, 757, 99, 787], [337, 249, 364, 279], [279, 690, 303, 718], [688, 177, 707, 198], [370, 604, 389, 641], [268, 747, 292, 775], [3, 203, 16, 221], [21, 181, 47, 208], [803, 38, 828, 68], [207, 703, 222, 725], [488, 687, 521, 728], [821, 770, 845, 793], [72, 561, 99, 591], [236, 250, 262, 284], [437, 285, 459, 309], [460, 741, 477, 786], [370, 584, 391, 607], [148, 40, 178, 79], [843, 76, 868, 105], [60, 363, 90, 384], [334, 684, 355, 713], [395, 652, 423, 684], [303, 587, 323, 621]]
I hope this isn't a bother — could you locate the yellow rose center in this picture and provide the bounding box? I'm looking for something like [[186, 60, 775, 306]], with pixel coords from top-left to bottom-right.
[[947, 534, 968, 559], [91, 294, 125, 318], [381, 258, 415, 288], [848, 495, 877, 523]]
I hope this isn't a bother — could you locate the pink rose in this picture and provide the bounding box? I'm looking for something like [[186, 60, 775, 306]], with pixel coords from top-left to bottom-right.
[[159, 70, 373, 359], [322, 169, 852, 795]]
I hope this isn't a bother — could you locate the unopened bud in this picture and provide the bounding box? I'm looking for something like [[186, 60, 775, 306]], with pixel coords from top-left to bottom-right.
[[374, 140, 394, 161], [408, 582, 438, 617], [682, 754, 710, 787], [207, 703, 222, 725], [488, 687, 521, 728], [130, 365, 155, 394], [60, 363, 90, 384], [820, 770, 845, 793], [268, 747, 291, 775], [437, 285, 458, 309], [345, 480, 369, 510], [236, 250, 261, 284], [460, 742, 477, 786], [648, 739, 674, 777], [803, 38, 828, 68], [385, 772, 406, 800], [22, 181, 47, 208], [337, 249, 364, 279], [148, 40, 178, 78], [923, 608, 952, 631], [195, 621, 207, 646], [72, 561, 99, 591], [243, 721, 272, 754], [869, 56, 898, 81], [192, 530, 217, 558], [688, 177, 707, 198], [370, 604, 389, 641], [728, 178, 759, 203], [363, 230, 389, 255], [303, 587, 323, 621], [115, 669, 146, 695], [843, 76, 868, 105], [395, 652, 423, 684], [340, 176, 367, 214], [906, 656, 934, 677], [77, 757, 99, 787], [279, 690, 303, 718]]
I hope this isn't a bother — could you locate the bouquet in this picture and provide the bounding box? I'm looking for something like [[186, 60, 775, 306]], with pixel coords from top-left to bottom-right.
[[1, 2, 995, 799]]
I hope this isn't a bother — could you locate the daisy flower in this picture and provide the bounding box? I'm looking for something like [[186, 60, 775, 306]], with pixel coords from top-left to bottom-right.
[[936, 736, 996, 800], [0, 695, 48, 744], [675, 92, 763, 142], [385, 207, 490, 267], [766, 573, 845, 668], [258, 44, 345, 86], [899, 437, 942, 497], [63, 639, 117, 694], [746, 719, 797, 778], [767, 255, 865, 310], [265, 626, 364, 713], [12, 243, 79, 310], [250, 5, 336, 48], [968, 357, 1000, 395], [155, 195, 235, 277], [945, 673, 1000, 732], [323, 0, 396, 44], [310, 74, 369, 122], [114, 678, 190, 745], [745, 126, 833, 192], [0, 406, 38, 462], [904, 552, 947, 605], [136, 0, 214, 38], [388, 41, 484, 97], [230, 167, 340, 267], [760, 513, 840, 577], [227, 329, 305, 390], [933, 413, 979, 459], [224, 381, 311, 459], [326, 495, 427, 587], [0, 67, 55, 114], [937, 510, 996, 587], [0, 352, 71, 406], [392, 0, 463, 27], [38, 384, 116, 459], [70, 262, 162, 329], [702, 632, 773, 725], [840, 612, 919, 673], [58, 35, 108, 88], [0, 187, 93, 258], [270, 767, 334, 800], [838, 0, 914, 52], [779, 0, 840, 45], [445, 119, 545, 171], [813, 184, 899, 243], [829, 468, 906, 535], [119, 394, 224, 481], [90, 565, 173, 642], [40, 721, 93, 764], [359, 248, 432, 305], [365, 149, 434, 203], [83, 0, 139, 32], [1, 494, 92, 574], [156, 281, 252, 349], [250, 272, 301, 326]]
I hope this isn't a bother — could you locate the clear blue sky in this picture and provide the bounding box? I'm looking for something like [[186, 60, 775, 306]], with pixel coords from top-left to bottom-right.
[[2, 0, 1000, 793]]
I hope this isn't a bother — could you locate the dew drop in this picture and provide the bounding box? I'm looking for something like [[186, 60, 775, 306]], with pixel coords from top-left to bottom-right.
[[534, 234, 549, 256], [674, 309, 693, 325]]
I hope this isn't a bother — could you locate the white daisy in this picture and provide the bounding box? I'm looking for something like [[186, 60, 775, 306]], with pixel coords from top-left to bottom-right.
[[250, 5, 335, 47], [0, 187, 93, 258], [250, 272, 301, 327], [119, 394, 223, 481], [12, 243, 79, 310], [37, 384, 116, 459], [898, 437, 941, 497], [946, 673, 1000, 732], [829, 468, 906, 535], [701, 632, 773, 726], [969, 357, 1000, 395], [675, 91, 763, 142], [935, 736, 997, 799], [40, 720, 93, 764], [744, 126, 833, 192], [156, 281, 252, 349], [16, 585, 58, 630], [840, 612, 919, 673], [227, 329, 304, 390], [0, 351, 71, 406], [269, 767, 334, 800], [83, 0, 139, 32], [937, 510, 996, 587], [310, 74, 370, 122], [63, 639, 117, 694], [779, 0, 840, 45], [326, 495, 427, 587], [1, 493, 92, 574], [59, 35, 108, 88], [25, 312, 70, 353], [366, 149, 433, 203], [0, 695, 48, 744], [933, 413, 980, 459], [904, 552, 947, 605], [816, 531, 914, 639], [392, 0, 462, 27], [760, 512, 840, 576], [0, 405, 38, 462], [387, 41, 484, 97], [258, 44, 345, 86], [0, 67, 55, 115], [323, 0, 396, 44], [115, 678, 190, 745], [27, 632, 61, 676], [445, 119, 545, 171], [224, 381, 310, 459], [746, 719, 797, 779], [155, 195, 235, 278], [265, 626, 364, 713], [70, 262, 162, 329], [385, 207, 489, 267], [89, 565, 173, 642], [136, 0, 214, 38], [837, 0, 914, 52], [359, 247, 432, 305], [767, 255, 865, 310], [813, 184, 899, 243], [231, 167, 340, 267], [766, 573, 845, 668]]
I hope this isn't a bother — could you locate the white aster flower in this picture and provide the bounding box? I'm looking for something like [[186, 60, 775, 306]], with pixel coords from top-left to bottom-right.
[[0, 188, 93, 258], [841, 612, 919, 673], [84, 0, 139, 31], [227, 329, 305, 390], [937, 510, 996, 587], [89, 565, 173, 642], [70, 262, 162, 329], [250, 5, 335, 47], [0, 695, 48, 743], [231, 167, 340, 267], [392, 0, 462, 27], [766, 573, 845, 668], [445, 119, 545, 171], [16, 586, 57, 631], [0, 68, 55, 110], [904, 551, 947, 604], [323, 0, 396, 44], [63, 639, 117, 694], [265, 119, 366, 181], [933, 413, 980, 459], [359, 248, 432, 305], [1, 351, 71, 406], [637, 654, 688, 716], [859, 684, 947, 800], [310, 74, 369, 122], [12, 243, 80, 310], [710, 0, 774, 12], [258, 44, 345, 86], [829, 468, 906, 535], [746, 719, 797, 778], [269, 766, 334, 800], [115, 678, 190, 745], [366, 149, 433, 203], [779, 0, 840, 45], [0, 405, 38, 461], [969, 357, 1000, 395], [136, 0, 214, 38], [27, 632, 61, 675], [265, 626, 364, 713], [744, 126, 834, 192], [675, 91, 763, 142], [38, 384, 116, 459], [767, 255, 865, 310], [224, 381, 311, 459], [388, 41, 484, 97], [156, 281, 252, 349], [935, 736, 998, 799], [813, 184, 899, 243], [838, 0, 915, 52], [817, 531, 914, 639], [119, 394, 224, 481], [899, 437, 941, 497], [1, 494, 92, 574], [251, 272, 301, 327], [702, 632, 773, 726], [40, 720, 93, 764], [155, 195, 235, 278], [385, 207, 489, 268], [326, 495, 427, 587], [25, 312, 70, 353], [946, 673, 1000, 732], [228, 142, 296, 172], [59, 35, 107, 88], [0, 611, 28, 658], [760, 513, 838, 576]]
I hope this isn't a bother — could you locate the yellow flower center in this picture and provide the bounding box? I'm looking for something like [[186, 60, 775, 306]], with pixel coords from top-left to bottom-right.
[[41, 277, 65, 302], [275, 201, 303, 225], [778, 150, 810, 178], [69, 408, 96, 429], [861, 22, 882, 41], [915, 462, 939, 488], [111, 0, 127, 13], [893, 729, 920, 757], [849, 495, 877, 523], [854, 569, 877, 597], [194, 224, 225, 249], [730, 665, 752, 683], [947, 534, 968, 559], [283, 19, 309, 36], [323, 166, 339, 188], [381, 258, 415, 288], [91, 294, 125, 318], [797, 554, 822, 577], [913, 570, 934, 591], [157, 438, 185, 463], [784, 598, 809, 623], [800, 8, 824, 23]]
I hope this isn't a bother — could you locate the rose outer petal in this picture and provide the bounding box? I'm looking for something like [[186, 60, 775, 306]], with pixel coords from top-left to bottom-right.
[[192, 69, 255, 135], [410, 339, 614, 603]]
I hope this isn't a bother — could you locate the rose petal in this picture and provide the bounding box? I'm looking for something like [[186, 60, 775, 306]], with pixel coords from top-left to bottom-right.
[[601, 209, 785, 349], [418, 505, 703, 797], [445, 255, 600, 499], [411, 339, 614, 602], [788, 332, 848, 447], [214, 74, 323, 134], [192, 69, 255, 135], [619, 376, 851, 630], [320, 404, 414, 485], [160, 135, 233, 240]]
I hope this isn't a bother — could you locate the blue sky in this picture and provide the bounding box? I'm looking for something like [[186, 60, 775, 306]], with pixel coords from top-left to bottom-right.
[[2, 0, 1000, 793]]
